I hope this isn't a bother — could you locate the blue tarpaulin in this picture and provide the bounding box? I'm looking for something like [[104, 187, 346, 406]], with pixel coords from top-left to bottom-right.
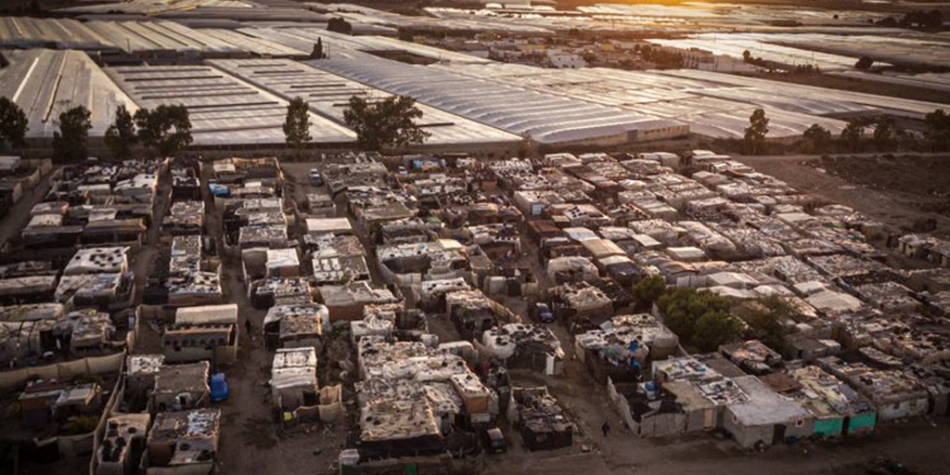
[[208, 183, 230, 197]]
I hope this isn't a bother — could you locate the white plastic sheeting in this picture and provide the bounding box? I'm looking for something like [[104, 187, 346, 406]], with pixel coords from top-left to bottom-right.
[[208, 58, 520, 147], [307, 51, 683, 145], [0, 49, 137, 139], [105, 64, 355, 146], [85, 20, 243, 54], [0, 17, 114, 49]]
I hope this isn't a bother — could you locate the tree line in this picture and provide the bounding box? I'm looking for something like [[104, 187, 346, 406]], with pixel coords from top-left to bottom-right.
[[739, 107, 950, 156], [876, 10, 945, 30], [0, 99, 195, 161], [0, 93, 430, 160]]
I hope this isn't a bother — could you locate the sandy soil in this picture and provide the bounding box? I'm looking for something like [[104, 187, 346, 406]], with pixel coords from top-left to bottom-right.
[[198, 160, 348, 475], [736, 153, 950, 239], [820, 154, 950, 220]]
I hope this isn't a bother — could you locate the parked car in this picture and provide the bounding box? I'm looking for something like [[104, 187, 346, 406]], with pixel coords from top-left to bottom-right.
[[481, 427, 507, 454], [535, 303, 554, 323], [309, 169, 323, 186], [210, 373, 229, 402]]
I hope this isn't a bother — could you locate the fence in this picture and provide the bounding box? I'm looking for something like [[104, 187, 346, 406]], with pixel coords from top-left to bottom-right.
[[0, 351, 125, 391]]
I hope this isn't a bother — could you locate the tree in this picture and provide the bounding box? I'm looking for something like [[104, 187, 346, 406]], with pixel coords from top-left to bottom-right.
[[657, 287, 737, 350], [902, 9, 944, 29], [52, 105, 92, 162], [924, 109, 950, 151], [283, 97, 311, 156], [0, 97, 28, 152], [840, 119, 866, 152], [343, 95, 430, 152], [855, 56, 874, 70], [740, 296, 799, 351], [693, 311, 743, 352], [517, 132, 537, 158], [802, 123, 832, 153], [310, 38, 325, 60], [327, 17, 353, 35], [639, 46, 684, 68], [632, 275, 667, 311], [877, 16, 899, 27], [104, 105, 137, 160], [743, 108, 769, 155], [872, 116, 895, 150], [134, 105, 193, 157]]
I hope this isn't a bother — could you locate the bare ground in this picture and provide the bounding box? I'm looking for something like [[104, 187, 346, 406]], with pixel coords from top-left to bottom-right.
[[735, 154, 950, 239], [203, 161, 348, 475], [744, 73, 950, 105], [819, 154, 950, 219]]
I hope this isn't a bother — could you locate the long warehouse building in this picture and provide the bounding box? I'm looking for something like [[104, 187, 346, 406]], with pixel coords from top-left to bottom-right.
[[0, 16, 114, 50], [104, 63, 356, 147], [207, 58, 521, 150], [306, 50, 689, 146], [0, 16, 309, 58], [0, 49, 136, 141]]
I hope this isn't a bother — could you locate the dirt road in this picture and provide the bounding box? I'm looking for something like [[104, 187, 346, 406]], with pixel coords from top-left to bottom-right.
[[0, 166, 57, 249], [205, 161, 347, 475], [489, 340, 950, 475]]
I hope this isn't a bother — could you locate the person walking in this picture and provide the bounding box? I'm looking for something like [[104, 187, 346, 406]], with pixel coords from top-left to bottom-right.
[[602, 421, 610, 437]]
